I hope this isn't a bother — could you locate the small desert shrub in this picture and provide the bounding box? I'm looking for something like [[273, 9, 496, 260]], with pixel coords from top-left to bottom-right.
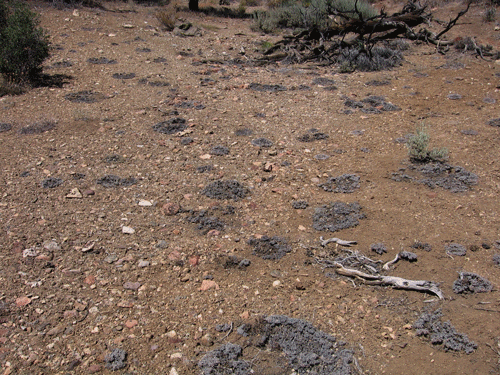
[[336, 44, 404, 72], [253, 0, 377, 33], [406, 125, 448, 163], [156, 7, 177, 30], [241, 0, 260, 6], [0, 0, 50, 84], [483, 7, 496, 22]]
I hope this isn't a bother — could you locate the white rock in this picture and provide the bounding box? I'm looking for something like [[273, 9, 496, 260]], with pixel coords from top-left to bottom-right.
[[272, 280, 281, 287], [169, 368, 179, 375], [122, 226, 135, 234], [66, 188, 82, 199], [138, 199, 153, 206]]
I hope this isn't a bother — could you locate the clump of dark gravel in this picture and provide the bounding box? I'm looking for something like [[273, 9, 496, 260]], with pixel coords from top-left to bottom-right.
[[104, 348, 127, 371], [248, 236, 291, 260], [411, 241, 432, 252], [493, 254, 500, 266], [487, 118, 500, 127], [251, 137, 273, 148], [202, 180, 249, 200], [210, 146, 230, 156], [218, 255, 251, 269], [18, 120, 56, 135], [197, 165, 213, 173], [319, 174, 360, 193], [41, 177, 63, 189], [180, 137, 193, 145], [235, 128, 253, 136], [65, 90, 105, 103], [297, 128, 329, 142], [186, 210, 225, 234], [248, 83, 287, 92], [291, 200, 308, 209], [399, 251, 417, 261], [0, 123, 12, 132], [392, 163, 478, 193], [445, 243, 466, 256], [414, 309, 477, 354], [87, 57, 117, 64], [198, 343, 251, 375], [312, 202, 365, 232], [452, 272, 492, 294], [152, 118, 187, 134], [112, 72, 136, 80], [103, 154, 125, 164], [343, 95, 399, 113], [365, 79, 390, 86], [371, 243, 387, 255], [96, 175, 137, 188]]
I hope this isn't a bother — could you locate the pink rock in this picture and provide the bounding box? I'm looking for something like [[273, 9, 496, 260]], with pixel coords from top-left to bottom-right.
[[87, 364, 101, 374], [199, 279, 219, 291], [15, 296, 31, 307], [168, 250, 182, 261], [125, 319, 138, 329]]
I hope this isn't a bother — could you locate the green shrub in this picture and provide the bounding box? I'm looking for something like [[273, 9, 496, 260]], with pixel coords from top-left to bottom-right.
[[483, 7, 496, 22], [0, 0, 50, 84], [406, 125, 448, 163], [253, 0, 378, 33]]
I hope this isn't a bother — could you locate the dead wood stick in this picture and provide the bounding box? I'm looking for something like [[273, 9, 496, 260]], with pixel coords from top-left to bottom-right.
[[320, 236, 357, 247], [435, 2, 471, 40], [332, 262, 444, 299]]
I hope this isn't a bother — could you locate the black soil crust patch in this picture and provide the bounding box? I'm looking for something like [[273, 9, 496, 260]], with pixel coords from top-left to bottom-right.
[[112, 72, 136, 80], [248, 83, 287, 92], [87, 57, 117, 64], [96, 175, 137, 188], [250, 137, 273, 148], [152, 118, 187, 134], [202, 180, 249, 200], [199, 315, 354, 375], [313, 202, 366, 232], [297, 128, 329, 142], [414, 309, 477, 354], [65, 90, 106, 103], [319, 174, 360, 193], [186, 209, 227, 234], [343, 95, 400, 113], [18, 120, 56, 135], [248, 236, 291, 260], [41, 177, 63, 189], [0, 123, 12, 133], [452, 272, 492, 294], [391, 162, 478, 193]]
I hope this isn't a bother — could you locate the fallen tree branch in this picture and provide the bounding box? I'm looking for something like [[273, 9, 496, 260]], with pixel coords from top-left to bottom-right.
[[327, 261, 444, 299], [320, 236, 357, 247]]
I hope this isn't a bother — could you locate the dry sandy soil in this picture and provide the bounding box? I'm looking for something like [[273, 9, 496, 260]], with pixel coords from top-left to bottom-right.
[[1, 0, 500, 374]]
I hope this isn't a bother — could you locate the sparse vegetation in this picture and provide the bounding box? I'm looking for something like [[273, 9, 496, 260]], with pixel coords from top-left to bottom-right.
[[0, 0, 50, 85], [483, 6, 496, 22], [253, 0, 378, 33], [156, 6, 178, 31], [406, 125, 448, 163]]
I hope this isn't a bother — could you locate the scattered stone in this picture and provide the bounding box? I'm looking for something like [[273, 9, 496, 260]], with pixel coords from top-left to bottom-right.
[[41, 177, 63, 189], [104, 348, 127, 371], [291, 200, 308, 209], [66, 188, 83, 199], [153, 118, 187, 134], [163, 202, 180, 216], [103, 154, 125, 164], [15, 296, 31, 307], [87, 364, 102, 373], [202, 180, 249, 200], [104, 254, 119, 263], [122, 226, 135, 234], [43, 240, 60, 251], [445, 243, 466, 256], [319, 174, 360, 193], [251, 137, 273, 148], [314, 154, 330, 160], [138, 199, 153, 206], [138, 260, 150, 268], [23, 247, 38, 257], [200, 279, 219, 291], [312, 201, 365, 232], [123, 281, 141, 290], [180, 137, 193, 145], [447, 93, 462, 100], [248, 236, 291, 260], [414, 309, 477, 354], [452, 272, 492, 294], [371, 243, 387, 255], [483, 97, 496, 104]]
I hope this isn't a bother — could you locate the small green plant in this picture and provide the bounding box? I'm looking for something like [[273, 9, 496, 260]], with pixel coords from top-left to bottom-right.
[[0, 0, 50, 85], [406, 125, 448, 163]]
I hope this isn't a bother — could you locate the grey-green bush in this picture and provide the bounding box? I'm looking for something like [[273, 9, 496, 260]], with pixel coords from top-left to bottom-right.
[[406, 125, 448, 163], [253, 0, 378, 33], [0, 0, 50, 84]]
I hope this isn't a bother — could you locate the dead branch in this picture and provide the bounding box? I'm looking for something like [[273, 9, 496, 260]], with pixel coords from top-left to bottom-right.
[[320, 236, 357, 247], [435, 2, 471, 40], [325, 261, 444, 299]]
